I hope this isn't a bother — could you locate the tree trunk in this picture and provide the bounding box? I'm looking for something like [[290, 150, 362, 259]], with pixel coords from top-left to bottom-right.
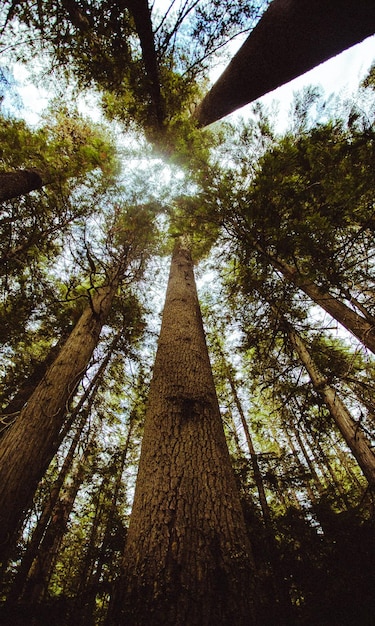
[[0, 334, 69, 437], [123, 0, 165, 129], [287, 324, 375, 488], [79, 424, 133, 626], [195, 0, 375, 126], [111, 239, 256, 625], [0, 275, 120, 565], [5, 330, 120, 604], [23, 436, 95, 606], [223, 355, 272, 528], [221, 357, 293, 624], [261, 246, 375, 354], [0, 169, 45, 201]]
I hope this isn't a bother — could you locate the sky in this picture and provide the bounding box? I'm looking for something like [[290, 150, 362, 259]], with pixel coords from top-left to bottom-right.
[[8, 31, 375, 130], [223, 34, 375, 131]]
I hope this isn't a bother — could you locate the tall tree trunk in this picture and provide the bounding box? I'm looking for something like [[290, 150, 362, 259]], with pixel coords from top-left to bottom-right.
[[110, 239, 256, 625], [286, 323, 375, 488], [5, 331, 120, 603], [260, 246, 375, 354], [284, 428, 318, 509], [303, 425, 351, 509], [0, 273, 121, 565], [123, 0, 165, 129], [0, 169, 45, 201], [222, 353, 272, 529], [195, 0, 375, 126]]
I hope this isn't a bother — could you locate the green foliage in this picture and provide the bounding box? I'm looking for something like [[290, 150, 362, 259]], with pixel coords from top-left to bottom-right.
[[0, 105, 119, 181]]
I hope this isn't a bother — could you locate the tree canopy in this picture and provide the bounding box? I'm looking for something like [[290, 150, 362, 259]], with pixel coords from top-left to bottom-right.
[[0, 2, 375, 624]]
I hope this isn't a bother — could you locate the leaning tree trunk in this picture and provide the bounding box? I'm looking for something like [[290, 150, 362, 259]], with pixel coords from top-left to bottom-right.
[[261, 246, 375, 354], [195, 0, 375, 126], [287, 323, 375, 488], [6, 331, 120, 605], [0, 169, 45, 201], [110, 239, 256, 626], [0, 273, 120, 566]]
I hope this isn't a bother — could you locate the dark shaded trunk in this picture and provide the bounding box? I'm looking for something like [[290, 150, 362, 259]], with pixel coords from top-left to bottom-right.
[[222, 357, 292, 623], [0, 274, 120, 565], [77, 425, 133, 626], [303, 426, 351, 509], [0, 169, 44, 201], [110, 239, 255, 625], [195, 0, 375, 126], [124, 0, 165, 128], [21, 437, 95, 606]]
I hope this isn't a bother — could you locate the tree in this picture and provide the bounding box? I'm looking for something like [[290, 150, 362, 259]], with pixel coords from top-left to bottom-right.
[[0, 109, 117, 200], [0, 203, 156, 565], [108, 238, 256, 626], [195, 0, 375, 125], [0, 271, 120, 564], [282, 318, 375, 488]]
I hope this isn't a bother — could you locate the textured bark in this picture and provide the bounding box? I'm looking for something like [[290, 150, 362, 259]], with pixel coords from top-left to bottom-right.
[[288, 325, 375, 488], [0, 169, 44, 201], [113, 240, 255, 625], [195, 0, 375, 126], [261, 247, 375, 354], [0, 277, 119, 565]]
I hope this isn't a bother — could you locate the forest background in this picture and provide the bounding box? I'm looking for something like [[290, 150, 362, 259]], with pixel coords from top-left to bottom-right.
[[0, 1, 375, 624]]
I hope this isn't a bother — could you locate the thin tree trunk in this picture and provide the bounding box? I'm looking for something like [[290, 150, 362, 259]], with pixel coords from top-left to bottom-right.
[[23, 437, 96, 606], [0, 169, 45, 201], [221, 356, 293, 623], [80, 428, 133, 626], [0, 273, 121, 565], [123, 0, 165, 129], [303, 425, 351, 509], [110, 239, 256, 625], [0, 334, 69, 437], [223, 355, 272, 528], [195, 0, 375, 126], [287, 324, 375, 488], [261, 246, 375, 354], [284, 428, 318, 509]]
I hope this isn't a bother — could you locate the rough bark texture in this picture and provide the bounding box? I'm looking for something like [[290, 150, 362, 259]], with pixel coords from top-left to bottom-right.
[[288, 326, 375, 488], [0, 169, 44, 201], [0, 280, 118, 565], [195, 0, 375, 126], [113, 241, 255, 625]]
